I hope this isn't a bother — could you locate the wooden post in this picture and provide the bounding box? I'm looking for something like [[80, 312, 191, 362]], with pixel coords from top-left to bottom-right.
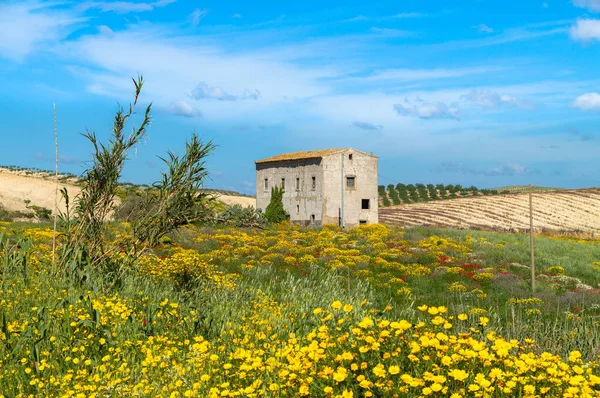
[[529, 184, 535, 291]]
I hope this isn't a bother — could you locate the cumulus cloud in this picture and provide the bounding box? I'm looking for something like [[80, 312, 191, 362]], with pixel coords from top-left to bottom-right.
[[572, 92, 600, 111], [394, 99, 460, 120], [351, 121, 383, 130], [570, 19, 600, 42], [189, 8, 209, 27], [475, 24, 494, 33], [438, 162, 530, 176], [190, 82, 260, 101], [463, 89, 534, 110], [166, 100, 202, 117], [573, 0, 600, 12]]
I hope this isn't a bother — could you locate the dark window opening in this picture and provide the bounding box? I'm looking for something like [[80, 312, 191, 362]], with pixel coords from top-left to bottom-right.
[[361, 199, 370, 210], [359, 220, 367, 225], [311, 176, 316, 190], [281, 178, 285, 189], [296, 177, 300, 190], [346, 176, 356, 189], [349, 154, 353, 160], [264, 178, 268, 190], [296, 204, 300, 214], [311, 214, 315, 223]]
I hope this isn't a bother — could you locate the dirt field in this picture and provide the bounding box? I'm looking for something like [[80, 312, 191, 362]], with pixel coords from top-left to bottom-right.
[[214, 194, 256, 208], [379, 188, 600, 233], [0, 168, 255, 215], [0, 168, 80, 214]]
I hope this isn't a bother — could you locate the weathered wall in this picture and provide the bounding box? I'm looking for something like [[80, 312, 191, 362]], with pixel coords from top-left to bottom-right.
[[322, 150, 378, 227], [256, 159, 324, 224], [255, 149, 378, 227]]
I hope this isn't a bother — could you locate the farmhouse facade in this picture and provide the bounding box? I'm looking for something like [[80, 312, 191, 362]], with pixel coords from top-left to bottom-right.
[[255, 148, 378, 227]]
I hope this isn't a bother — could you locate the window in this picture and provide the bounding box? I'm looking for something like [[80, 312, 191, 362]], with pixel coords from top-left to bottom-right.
[[359, 220, 367, 225], [311, 176, 316, 190], [296, 204, 300, 214], [264, 178, 268, 191], [346, 176, 356, 189], [281, 178, 285, 189], [296, 177, 300, 190], [361, 199, 370, 210], [311, 214, 316, 224], [349, 154, 353, 160]]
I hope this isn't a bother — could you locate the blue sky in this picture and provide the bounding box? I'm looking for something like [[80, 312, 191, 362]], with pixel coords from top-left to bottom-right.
[[1, 0, 600, 194]]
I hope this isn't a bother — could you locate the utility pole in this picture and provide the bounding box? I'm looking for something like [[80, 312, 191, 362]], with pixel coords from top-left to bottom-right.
[[341, 153, 345, 229], [529, 184, 535, 291]]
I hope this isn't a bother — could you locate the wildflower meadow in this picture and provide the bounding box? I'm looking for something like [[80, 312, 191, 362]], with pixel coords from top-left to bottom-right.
[[2, 221, 600, 397]]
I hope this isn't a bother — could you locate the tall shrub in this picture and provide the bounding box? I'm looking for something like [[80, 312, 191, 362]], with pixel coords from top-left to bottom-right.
[[59, 77, 215, 281], [265, 186, 287, 223]]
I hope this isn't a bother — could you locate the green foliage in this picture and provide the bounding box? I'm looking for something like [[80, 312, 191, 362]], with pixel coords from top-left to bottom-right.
[[61, 76, 151, 271], [129, 133, 215, 249], [59, 76, 215, 281], [215, 204, 267, 228], [264, 186, 287, 223], [388, 187, 400, 205], [30, 205, 52, 220]]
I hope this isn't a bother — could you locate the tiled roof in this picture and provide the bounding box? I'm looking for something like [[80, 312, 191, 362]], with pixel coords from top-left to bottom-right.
[[255, 148, 374, 164]]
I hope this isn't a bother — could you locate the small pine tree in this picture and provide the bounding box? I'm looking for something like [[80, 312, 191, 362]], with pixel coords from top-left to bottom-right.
[[265, 186, 287, 223]]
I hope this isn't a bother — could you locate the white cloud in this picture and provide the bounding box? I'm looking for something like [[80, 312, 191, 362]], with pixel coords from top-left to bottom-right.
[[166, 100, 202, 117], [59, 24, 331, 121], [190, 8, 209, 27], [463, 89, 534, 110], [190, 82, 260, 101], [369, 27, 413, 37], [573, 0, 600, 12], [570, 19, 600, 42], [232, 13, 242, 18], [394, 99, 460, 120], [351, 121, 383, 130], [388, 12, 426, 19], [572, 92, 600, 112], [475, 24, 494, 33], [361, 66, 499, 82], [79, 0, 176, 14], [0, 2, 85, 61], [97, 25, 114, 36]]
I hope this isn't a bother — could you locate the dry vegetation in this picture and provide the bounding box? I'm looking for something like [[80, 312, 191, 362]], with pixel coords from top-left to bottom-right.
[[380, 188, 600, 233]]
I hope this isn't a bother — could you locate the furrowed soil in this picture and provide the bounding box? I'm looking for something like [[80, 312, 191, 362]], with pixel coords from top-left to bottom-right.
[[380, 188, 600, 233]]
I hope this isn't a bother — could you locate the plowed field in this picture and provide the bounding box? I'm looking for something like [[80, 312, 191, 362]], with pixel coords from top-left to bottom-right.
[[379, 188, 600, 232]]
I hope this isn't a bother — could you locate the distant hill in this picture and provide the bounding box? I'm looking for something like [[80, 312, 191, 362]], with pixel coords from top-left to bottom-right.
[[0, 167, 254, 220]]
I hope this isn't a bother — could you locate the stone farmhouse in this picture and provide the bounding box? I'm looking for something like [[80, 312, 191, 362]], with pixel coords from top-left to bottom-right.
[[255, 148, 378, 227]]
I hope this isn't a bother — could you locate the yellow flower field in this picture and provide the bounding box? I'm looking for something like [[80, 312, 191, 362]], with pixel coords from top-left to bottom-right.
[[1, 222, 600, 397]]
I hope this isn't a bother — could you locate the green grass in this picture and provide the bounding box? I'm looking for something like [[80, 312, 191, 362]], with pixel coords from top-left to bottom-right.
[[406, 227, 600, 286]]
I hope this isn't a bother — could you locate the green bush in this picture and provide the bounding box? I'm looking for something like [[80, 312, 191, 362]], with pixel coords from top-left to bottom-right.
[[265, 186, 287, 223], [216, 204, 267, 227]]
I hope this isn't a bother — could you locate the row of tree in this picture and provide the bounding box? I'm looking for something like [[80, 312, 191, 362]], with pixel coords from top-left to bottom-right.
[[379, 183, 508, 206]]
